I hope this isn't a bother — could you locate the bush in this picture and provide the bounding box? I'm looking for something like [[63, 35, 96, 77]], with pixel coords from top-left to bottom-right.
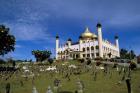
[[48, 58, 54, 65], [0, 59, 5, 64], [129, 62, 137, 70], [96, 61, 101, 66], [87, 59, 91, 65], [94, 57, 103, 61], [78, 58, 85, 63], [113, 63, 118, 68]]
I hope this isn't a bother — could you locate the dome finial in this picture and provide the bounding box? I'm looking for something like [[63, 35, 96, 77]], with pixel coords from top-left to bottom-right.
[[81, 27, 97, 39], [85, 26, 90, 33]]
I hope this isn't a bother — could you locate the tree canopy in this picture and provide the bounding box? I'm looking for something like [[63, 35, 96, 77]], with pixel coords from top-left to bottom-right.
[[32, 50, 52, 62], [0, 25, 15, 56], [120, 49, 136, 59]]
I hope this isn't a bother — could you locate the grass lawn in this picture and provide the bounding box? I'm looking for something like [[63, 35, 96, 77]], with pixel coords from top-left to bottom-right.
[[0, 61, 140, 93]]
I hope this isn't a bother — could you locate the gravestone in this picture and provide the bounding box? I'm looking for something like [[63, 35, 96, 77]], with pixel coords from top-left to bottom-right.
[[32, 86, 38, 93], [126, 78, 131, 93], [76, 79, 84, 93], [5, 83, 10, 93], [46, 86, 53, 93], [20, 80, 24, 86], [54, 78, 61, 93], [93, 71, 97, 81], [119, 67, 123, 75]]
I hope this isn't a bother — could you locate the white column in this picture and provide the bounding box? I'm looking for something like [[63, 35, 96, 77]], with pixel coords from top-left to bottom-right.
[[56, 36, 59, 60], [68, 41, 71, 48], [79, 39, 82, 58], [89, 41, 92, 59], [65, 52, 66, 59], [85, 41, 87, 58], [94, 40, 96, 58], [115, 36, 120, 57], [97, 23, 103, 58]]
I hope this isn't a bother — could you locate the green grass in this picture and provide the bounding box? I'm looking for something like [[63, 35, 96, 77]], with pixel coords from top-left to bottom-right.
[[0, 61, 140, 93]]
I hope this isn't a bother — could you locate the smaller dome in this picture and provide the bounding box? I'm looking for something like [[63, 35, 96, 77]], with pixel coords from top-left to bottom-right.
[[81, 27, 97, 39], [79, 36, 82, 39], [115, 35, 119, 39], [96, 23, 102, 27], [56, 35, 59, 39], [68, 38, 72, 41]]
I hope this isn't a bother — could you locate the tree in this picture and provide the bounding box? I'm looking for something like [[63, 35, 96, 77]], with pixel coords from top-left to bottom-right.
[[137, 55, 140, 64], [120, 49, 128, 59], [0, 25, 15, 56], [0, 58, 5, 64], [129, 50, 136, 59], [32, 50, 52, 62], [48, 58, 54, 64], [120, 49, 136, 59]]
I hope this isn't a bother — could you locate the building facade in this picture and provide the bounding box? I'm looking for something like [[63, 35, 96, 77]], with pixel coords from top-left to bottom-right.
[[56, 23, 120, 60]]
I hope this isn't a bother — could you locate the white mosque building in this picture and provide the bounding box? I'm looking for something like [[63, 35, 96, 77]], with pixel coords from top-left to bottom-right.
[[56, 23, 120, 60]]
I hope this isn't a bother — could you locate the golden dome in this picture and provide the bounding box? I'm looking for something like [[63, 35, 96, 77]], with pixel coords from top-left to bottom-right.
[[81, 27, 97, 39]]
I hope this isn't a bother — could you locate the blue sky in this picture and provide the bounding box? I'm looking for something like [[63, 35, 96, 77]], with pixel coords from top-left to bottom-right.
[[0, 0, 140, 60]]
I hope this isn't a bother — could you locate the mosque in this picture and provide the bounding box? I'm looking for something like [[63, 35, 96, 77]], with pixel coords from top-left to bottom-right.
[[55, 23, 120, 60]]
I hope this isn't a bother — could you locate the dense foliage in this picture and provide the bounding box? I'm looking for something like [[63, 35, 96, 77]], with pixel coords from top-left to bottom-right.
[[120, 49, 136, 59], [137, 55, 140, 64], [78, 58, 85, 63], [0, 59, 5, 64], [32, 50, 52, 62], [48, 58, 54, 64], [0, 25, 15, 55], [129, 62, 137, 70]]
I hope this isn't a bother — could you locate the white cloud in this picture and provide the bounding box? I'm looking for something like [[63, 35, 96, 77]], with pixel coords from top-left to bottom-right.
[[12, 23, 47, 41], [3, 21, 56, 43], [15, 44, 22, 48]]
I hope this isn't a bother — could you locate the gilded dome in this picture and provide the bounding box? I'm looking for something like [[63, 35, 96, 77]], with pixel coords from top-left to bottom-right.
[[81, 27, 97, 39]]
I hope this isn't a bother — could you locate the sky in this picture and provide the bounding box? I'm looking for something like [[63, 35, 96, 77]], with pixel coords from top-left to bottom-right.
[[0, 0, 140, 60]]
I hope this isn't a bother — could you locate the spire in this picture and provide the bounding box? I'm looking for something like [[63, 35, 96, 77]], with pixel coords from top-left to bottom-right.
[[85, 27, 90, 33]]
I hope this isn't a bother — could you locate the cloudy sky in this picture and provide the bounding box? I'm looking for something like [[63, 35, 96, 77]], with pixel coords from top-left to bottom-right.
[[0, 0, 140, 60]]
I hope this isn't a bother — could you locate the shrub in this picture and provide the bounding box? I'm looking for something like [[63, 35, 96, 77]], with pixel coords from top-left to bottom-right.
[[87, 59, 91, 65], [78, 58, 85, 63], [94, 57, 103, 61], [48, 58, 54, 65], [0, 59, 5, 64], [96, 61, 101, 66], [129, 62, 137, 70], [113, 63, 118, 68]]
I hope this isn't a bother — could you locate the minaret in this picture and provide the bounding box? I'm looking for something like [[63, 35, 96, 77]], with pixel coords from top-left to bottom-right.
[[97, 23, 103, 58], [115, 35, 120, 57], [56, 35, 59, 60], [79, 36, 82, 58], [67, 38, 72, 48]]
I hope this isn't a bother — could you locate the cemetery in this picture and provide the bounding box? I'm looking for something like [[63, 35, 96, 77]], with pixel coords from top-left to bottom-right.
[[0, 60, 140, 93]]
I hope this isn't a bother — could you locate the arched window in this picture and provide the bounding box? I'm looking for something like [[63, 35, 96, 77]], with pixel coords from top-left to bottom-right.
[[96, 46, 99, 49], [91, 46, 94, 50], [87, 47, 89, 51], [83, 48, 85, 51]]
